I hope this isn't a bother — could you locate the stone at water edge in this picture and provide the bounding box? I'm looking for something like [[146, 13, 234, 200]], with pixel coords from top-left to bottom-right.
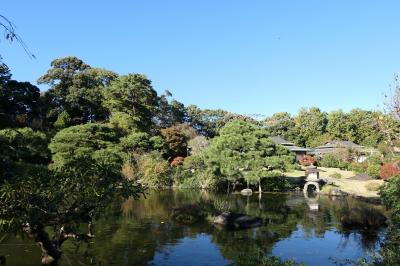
[[240, 188, 252, 196], [330, 188, 348, 197]]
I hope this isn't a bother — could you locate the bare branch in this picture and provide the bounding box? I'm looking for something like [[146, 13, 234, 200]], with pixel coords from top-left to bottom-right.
[[0, 14, 35, 59]]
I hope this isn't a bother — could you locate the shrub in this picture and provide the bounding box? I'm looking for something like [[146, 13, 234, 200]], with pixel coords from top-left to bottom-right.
[[120, 131, 151, 152], [49, 123, 122, 177], [348, 162, 367, 173], [379, 176, 400, 222], [365, 182, 382, 191], [150, 135, 168, 153], [367, 163, 381, 178], [135, 152, 171, 188], [380, 161, 400, 181], [348, 156, 382, 178], [178, 173, 219, 189], [121, 162, 135, 180], [53, 111, 71, 129], [261, 174, 290, 192], [319, 153, 341, 168]]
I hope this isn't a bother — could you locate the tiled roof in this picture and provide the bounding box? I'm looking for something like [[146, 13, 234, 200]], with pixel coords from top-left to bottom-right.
[[270, 136, 311, 152], [270, 136, 295, 145]]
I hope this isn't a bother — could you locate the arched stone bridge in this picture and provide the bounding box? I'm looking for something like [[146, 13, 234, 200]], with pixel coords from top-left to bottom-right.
[[303, 181, 320, 193]]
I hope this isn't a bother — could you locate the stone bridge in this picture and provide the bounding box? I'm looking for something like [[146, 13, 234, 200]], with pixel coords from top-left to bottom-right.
[[303, 181, 320, 193]]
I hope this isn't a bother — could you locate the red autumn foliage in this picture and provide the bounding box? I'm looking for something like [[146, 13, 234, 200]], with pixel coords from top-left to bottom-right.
[[299, 155, 316, 166], [380, 160, 400, 180], [170, 156, 185, 167]]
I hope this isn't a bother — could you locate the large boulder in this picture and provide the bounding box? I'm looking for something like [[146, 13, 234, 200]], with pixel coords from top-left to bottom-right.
[[330, 188, 348, 197], [240, 188, 253, 196], [213, 212, 263, 230]]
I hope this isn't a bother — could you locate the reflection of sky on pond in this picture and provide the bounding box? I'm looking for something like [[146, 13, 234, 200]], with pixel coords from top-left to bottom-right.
[[149, 234, 230, 266], [272, 225, 384, 266]]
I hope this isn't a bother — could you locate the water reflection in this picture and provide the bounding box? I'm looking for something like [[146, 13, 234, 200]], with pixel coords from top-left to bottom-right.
[[2, 190, 389, 266]]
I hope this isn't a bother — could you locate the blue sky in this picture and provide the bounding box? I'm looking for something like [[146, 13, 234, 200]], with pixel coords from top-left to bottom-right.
[[1, 1, 399, 117]]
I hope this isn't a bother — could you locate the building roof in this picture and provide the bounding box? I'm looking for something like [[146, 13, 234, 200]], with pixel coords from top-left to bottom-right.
[[315, 140, 364, 150], [270, 136, 295, 146], [270, 136, 311, 152]]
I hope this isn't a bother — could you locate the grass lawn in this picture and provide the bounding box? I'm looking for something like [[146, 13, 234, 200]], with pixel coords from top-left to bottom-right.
[[318, 167, 355, 179]]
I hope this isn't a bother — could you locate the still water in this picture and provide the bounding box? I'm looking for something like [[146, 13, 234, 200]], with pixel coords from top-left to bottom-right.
[[1, 190, 388, 266]]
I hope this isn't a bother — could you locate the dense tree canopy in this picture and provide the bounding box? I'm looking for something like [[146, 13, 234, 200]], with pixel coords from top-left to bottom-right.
[[179, 120, 295, 191], [104, 73, 158, 131], [0, 64, 41, 128], [0, 127, 49, 182], [38, 56, 117, 125]]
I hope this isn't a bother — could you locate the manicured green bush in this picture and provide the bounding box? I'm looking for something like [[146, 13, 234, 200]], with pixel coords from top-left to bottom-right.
[[120, 131, 151, 152], [348, 162, 367, 173], [53, 111, 71, 129], [367, 163, 381, 178], [49, 123, 122, 177], [319, 153, 342, 168], [379, 176, 400, 222], [260, 174, 290, 192]]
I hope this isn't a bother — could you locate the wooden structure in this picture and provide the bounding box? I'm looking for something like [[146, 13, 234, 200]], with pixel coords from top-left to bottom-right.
[[270, 136, 311, 162], [312, 140, 375, 162]]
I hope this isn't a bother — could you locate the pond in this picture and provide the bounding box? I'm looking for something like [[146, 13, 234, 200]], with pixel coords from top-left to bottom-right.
[[1, 190, 389, 266]]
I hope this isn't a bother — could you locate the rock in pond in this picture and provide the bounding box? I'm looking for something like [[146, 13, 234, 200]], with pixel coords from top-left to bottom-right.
[[240, 188, 253, 196], [213, 212, 263, 230], [330, 188, 348, 197]]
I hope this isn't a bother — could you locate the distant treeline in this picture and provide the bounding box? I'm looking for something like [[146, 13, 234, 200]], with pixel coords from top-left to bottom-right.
[[1, 56, 398, 150]]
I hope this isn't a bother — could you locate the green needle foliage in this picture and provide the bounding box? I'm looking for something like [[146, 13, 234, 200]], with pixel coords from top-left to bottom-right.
[[181, 120, 295, 191]]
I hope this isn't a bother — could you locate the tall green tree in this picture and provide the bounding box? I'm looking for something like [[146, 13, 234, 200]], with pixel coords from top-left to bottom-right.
[[199, 120, 294, 191], [104, 73, 158, 131], [38, 56, 117, 125], [346, 109, 382, 146], [155, 91, 187, 128], [326, 110, 351, 141], [293, 107, 328, 147], [0, 80, 41, 127], [264, 112, 296, 141], [186, 105, 258, 138], [0, 64, 41, 128]]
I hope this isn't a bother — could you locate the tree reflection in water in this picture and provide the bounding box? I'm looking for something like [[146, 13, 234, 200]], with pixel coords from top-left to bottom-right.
[[1, 190, 394, 266]]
